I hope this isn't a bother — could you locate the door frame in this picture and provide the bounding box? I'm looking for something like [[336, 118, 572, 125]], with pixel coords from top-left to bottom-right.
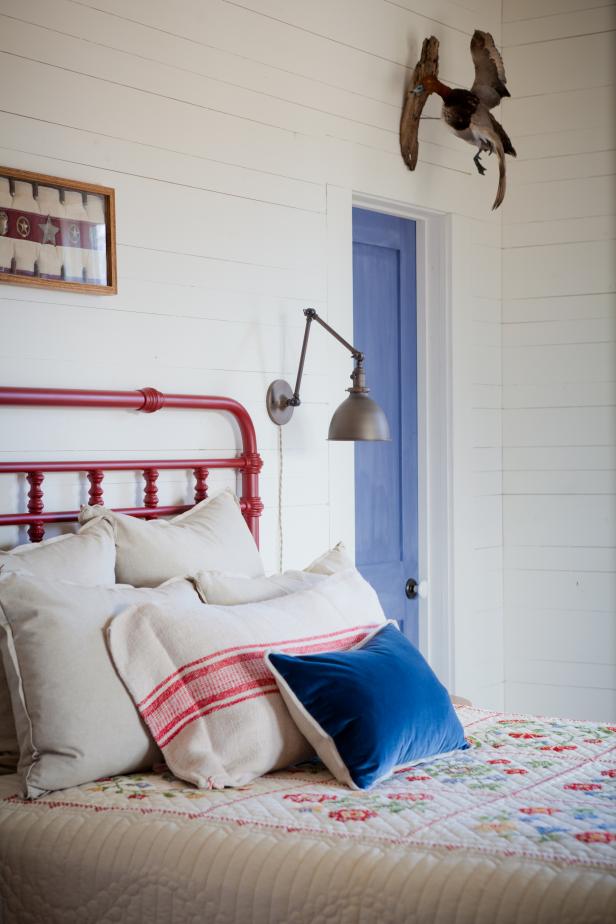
[[326, 186, 453, 688]]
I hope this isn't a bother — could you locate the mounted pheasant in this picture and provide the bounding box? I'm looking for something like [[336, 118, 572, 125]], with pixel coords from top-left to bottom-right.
[[400, 32, 516, 210]]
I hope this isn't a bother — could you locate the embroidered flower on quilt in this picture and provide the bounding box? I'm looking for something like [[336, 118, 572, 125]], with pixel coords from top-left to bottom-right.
[[573, 809, 599, 820], [503, 768, 528, 775], [328, 808, 377, 823], [508, 732, 545, 740], [565, 783, 602, 792], [540, 745, 577, 752], [405, 774, 431, 782], [487, 759, 511, 765], [575, 831, 616, 844], [127, 793, 147, 800], [533, 825, 568, 838], [519, 807, 559, 815], [387, 792, 433, 802], [601, 769, 616, 778], [474, 819, 517, 835], [283, 793, 338, 804]]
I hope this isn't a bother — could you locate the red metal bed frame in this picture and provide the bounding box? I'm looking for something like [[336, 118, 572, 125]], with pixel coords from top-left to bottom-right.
[[0, 386, 263, 546]]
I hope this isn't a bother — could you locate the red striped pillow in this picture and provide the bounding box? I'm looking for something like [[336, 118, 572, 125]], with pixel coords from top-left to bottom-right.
[[108, 569, 386, 788]]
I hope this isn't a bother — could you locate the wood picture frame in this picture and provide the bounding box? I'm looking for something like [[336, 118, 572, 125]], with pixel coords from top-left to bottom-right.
[[0, 166, 117, 295]]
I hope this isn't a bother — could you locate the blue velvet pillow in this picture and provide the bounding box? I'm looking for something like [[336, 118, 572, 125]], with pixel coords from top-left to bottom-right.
[[266, 621, 468, 790]]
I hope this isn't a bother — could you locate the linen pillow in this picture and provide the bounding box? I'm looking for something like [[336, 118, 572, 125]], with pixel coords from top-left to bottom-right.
[[0, 573, 201, 798], [80, 488, 264, 587], [108, 568, 387, 789], [196, 542, 353, 605], [306, 541, 353, 575], [0, 516, 115, 583], [196, 569, 325, 605], [266, 621, 469, 790], [0, 517, 116, 774]]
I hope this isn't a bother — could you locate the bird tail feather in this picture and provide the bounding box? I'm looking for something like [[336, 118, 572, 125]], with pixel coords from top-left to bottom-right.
[[492, 143, 506, 210]]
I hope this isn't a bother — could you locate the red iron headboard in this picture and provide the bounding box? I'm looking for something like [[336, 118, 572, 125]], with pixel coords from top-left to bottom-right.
[[0, 386, 263, 545]]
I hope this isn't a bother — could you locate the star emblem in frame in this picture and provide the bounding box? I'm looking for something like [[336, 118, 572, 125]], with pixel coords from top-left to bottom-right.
[[0, 165, 117, 295]]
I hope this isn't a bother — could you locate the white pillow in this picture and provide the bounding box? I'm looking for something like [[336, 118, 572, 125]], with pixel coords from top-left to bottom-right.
[[108, 568, 387, 789], [0, 573, 202, 798], [196, 569, 324, 605], [196, 542, 353, 605], [0, 517, 116, 774], [79, 488, 264, 588], [0, 517, 115, 583], [306, 541, 354, 575]]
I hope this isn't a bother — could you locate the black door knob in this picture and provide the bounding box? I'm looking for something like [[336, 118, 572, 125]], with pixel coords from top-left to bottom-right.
[[405, 578, 418, 599]]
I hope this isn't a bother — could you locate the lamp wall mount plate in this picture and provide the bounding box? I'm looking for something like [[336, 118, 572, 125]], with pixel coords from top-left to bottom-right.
[[266, 379, 295, 426]]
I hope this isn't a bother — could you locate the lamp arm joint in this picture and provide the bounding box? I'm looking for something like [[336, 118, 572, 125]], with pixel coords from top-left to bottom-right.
[[306, 309, 363, 360], [292, 309, 364, 405]]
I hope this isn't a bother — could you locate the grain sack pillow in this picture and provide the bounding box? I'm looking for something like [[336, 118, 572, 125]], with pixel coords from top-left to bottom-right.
[[0, 573, 201, 798], [80, 488, 264, 587], [196, 542, 353, 605], [0, 517, 116, 774], [108, 568, 387, 789]]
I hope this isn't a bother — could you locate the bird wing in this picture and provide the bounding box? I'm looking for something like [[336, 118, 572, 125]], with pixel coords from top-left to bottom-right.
[[470, 30, 510, 109], [488, 110, 516, 157], [400, 35, 439, 171]]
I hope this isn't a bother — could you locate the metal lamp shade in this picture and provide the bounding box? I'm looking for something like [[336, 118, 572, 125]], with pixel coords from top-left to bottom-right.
[[327, 391, 391, 441]]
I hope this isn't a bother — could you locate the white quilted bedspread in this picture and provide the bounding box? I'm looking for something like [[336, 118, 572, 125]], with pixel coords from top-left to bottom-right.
[[1, 707, 615, 923]]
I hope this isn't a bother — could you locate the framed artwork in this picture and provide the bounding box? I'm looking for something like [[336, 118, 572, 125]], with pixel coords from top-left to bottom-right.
[[0, 166, 117, 295]]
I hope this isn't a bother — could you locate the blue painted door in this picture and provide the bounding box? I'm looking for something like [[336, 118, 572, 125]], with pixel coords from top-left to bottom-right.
[[352, 208, 418, 643]]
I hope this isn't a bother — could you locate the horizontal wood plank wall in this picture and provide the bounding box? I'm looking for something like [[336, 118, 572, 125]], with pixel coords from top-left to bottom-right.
[[502, 0, 616, 721], [0, 0, 503, 703]]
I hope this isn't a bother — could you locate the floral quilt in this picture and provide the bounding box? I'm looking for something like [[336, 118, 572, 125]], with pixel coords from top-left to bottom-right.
[[4, 706, 616, 868]]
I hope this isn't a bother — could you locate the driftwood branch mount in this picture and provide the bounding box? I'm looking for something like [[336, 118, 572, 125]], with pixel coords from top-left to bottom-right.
[[399, 36, 440, 172]]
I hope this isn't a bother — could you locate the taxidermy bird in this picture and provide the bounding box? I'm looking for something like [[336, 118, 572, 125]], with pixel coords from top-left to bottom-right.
[[400, 32, 516, 210]]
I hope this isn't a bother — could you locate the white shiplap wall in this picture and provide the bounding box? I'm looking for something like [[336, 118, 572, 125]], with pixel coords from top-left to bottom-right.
[[502, 0, 616, 720], [0, 0, 504, 704]]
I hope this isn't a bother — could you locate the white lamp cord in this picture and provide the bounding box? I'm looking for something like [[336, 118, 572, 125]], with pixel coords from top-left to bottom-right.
[[277, 424, 284, 574]]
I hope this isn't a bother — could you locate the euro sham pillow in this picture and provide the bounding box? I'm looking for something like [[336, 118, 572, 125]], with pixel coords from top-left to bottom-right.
[[266, 621, 469, 790], [196, 542, 353, 605], [108, 568, 387, 789], [0, 517, 116, 774], [79, 488, 264, 587], [0, 516, 115, 583], [0, 573, 201, 798]]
